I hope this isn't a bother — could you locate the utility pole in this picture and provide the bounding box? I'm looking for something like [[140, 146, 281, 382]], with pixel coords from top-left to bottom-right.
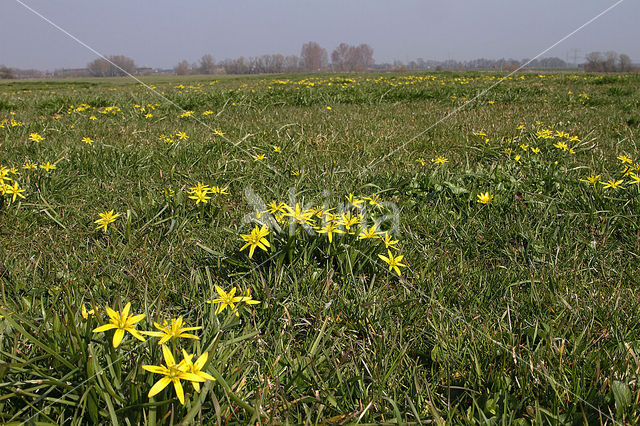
[[571, 48, 581, 67]]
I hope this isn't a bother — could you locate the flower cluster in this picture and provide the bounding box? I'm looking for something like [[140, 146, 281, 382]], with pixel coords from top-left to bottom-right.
[[0, 166, 26, 203], [239, 193, 408, 276], [187, 182, 229, 204], [90, 298, 258, 405]]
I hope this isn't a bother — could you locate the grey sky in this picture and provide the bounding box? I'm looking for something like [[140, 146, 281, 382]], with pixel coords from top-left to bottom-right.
[[1, 0, 637, 70]]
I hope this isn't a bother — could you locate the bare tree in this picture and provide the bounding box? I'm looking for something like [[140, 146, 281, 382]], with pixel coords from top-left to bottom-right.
[[331, 43, 351, 71], [300, 42, 328, 72], [356, 43, 375, 71], [198, 54, 216, 74], [331, 43, 375, 72], [284, 55, 301, 73], [87, 55, 136, 77], [87, 58, 110, 77], [584, 52, 604, 72], [604, 51, 619, 72], [0, 66, 15, 79], [619, 54, 632, 72], [221, 57, 249, 74], [174, 60, 191, 76]]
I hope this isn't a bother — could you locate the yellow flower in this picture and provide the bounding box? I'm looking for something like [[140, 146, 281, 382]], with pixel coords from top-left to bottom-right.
[[432, 156, 448, 164], [477, 192, 494, 204], [176, 131, 188, 140], [39, 162, 56, 172], [628, 173, 640, 186], [142, 345, 205, 405], [580, 175, 600, 185], [4, 182, 25, 202], [267, 201, 288, 214], [415, 157, 426, 166], [273, 145, 281, 153], [239, 225, 270, 258], [618, 155, 633, 164], [514, 155, 521, 163], [145, 113, 153, 119], [378, 250, 407, 276], [29, 133, 44, 143], [213, 129, 225, 137], [365, 194, 382, 207], [207, 286, 244, 314], [189, 189, 211, 204], [380, 232, 399, 250], [553, 141, 569, 151], [346, 193, 364, 209], [23, 162, 37, 170], [92, 302, 146, 348], [81, 304, 95, 320], [339, 211, 361, 232], [358, 224, 381, 240], [600, 179, 625, 190], [531, 147, 540, 154], [253, 154, 266, 161], [180, 350, 216, 393], [89, 115, 97, 120], [82, 137, 93, 145], [95, 210, 120, 232], [317, 221, 344, 243], [202, 110, 213, 116], [282, 203, 314, 226], [180, 111, 194, 118], [143, 317, 202, 345], [188, 182, 211, 193], [239, 289, 260, 307]]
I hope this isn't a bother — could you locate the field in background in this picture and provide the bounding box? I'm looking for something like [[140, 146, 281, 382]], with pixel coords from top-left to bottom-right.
[[1, 71, 640, 424]]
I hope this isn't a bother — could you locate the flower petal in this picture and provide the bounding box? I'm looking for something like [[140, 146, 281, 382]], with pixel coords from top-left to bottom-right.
[[113, 328, 125, 348], [158, 335, 172, 345], [178, 333, 200, 341], [93, 323, 117, 333], [105, 306, 118, 320], [128, 314, 145, 324], [141, 331, 165, 337], [162, 345, 175, 366], [198, 371, 216, 382], [182, 372, 206, 382], [122, 302, 131, 319], [128, 328, 146, 342], [148, 377, 171, 398], [194, 352, 209, 369], [173, 379, 185, 405], [142, 365, 168, 374]]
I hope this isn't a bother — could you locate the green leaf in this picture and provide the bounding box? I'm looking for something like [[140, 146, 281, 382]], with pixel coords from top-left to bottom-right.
[[612, 380, 631, 416]]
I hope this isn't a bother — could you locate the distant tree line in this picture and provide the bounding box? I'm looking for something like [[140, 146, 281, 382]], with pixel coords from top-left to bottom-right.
[[1, 47, 637, 80], [87, 55, 137, 77], [170, 42, 375, 75], [0, 66, 15, 79], [584, 51, 633, 72], [389, 57, 572, 72]]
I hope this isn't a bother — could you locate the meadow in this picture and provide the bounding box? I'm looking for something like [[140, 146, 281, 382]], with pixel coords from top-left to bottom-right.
[[1, 70, 640, 424]]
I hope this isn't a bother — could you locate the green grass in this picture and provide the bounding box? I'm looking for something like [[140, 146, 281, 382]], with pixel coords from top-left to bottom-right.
[[1, 71, 640, 424]]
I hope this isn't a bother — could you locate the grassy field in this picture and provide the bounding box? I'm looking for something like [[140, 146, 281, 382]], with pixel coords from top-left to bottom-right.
[[1, 71, 640, 424]]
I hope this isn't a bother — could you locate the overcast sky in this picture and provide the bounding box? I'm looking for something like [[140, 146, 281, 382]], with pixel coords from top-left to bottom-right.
[[1, 0, 637, 70]]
